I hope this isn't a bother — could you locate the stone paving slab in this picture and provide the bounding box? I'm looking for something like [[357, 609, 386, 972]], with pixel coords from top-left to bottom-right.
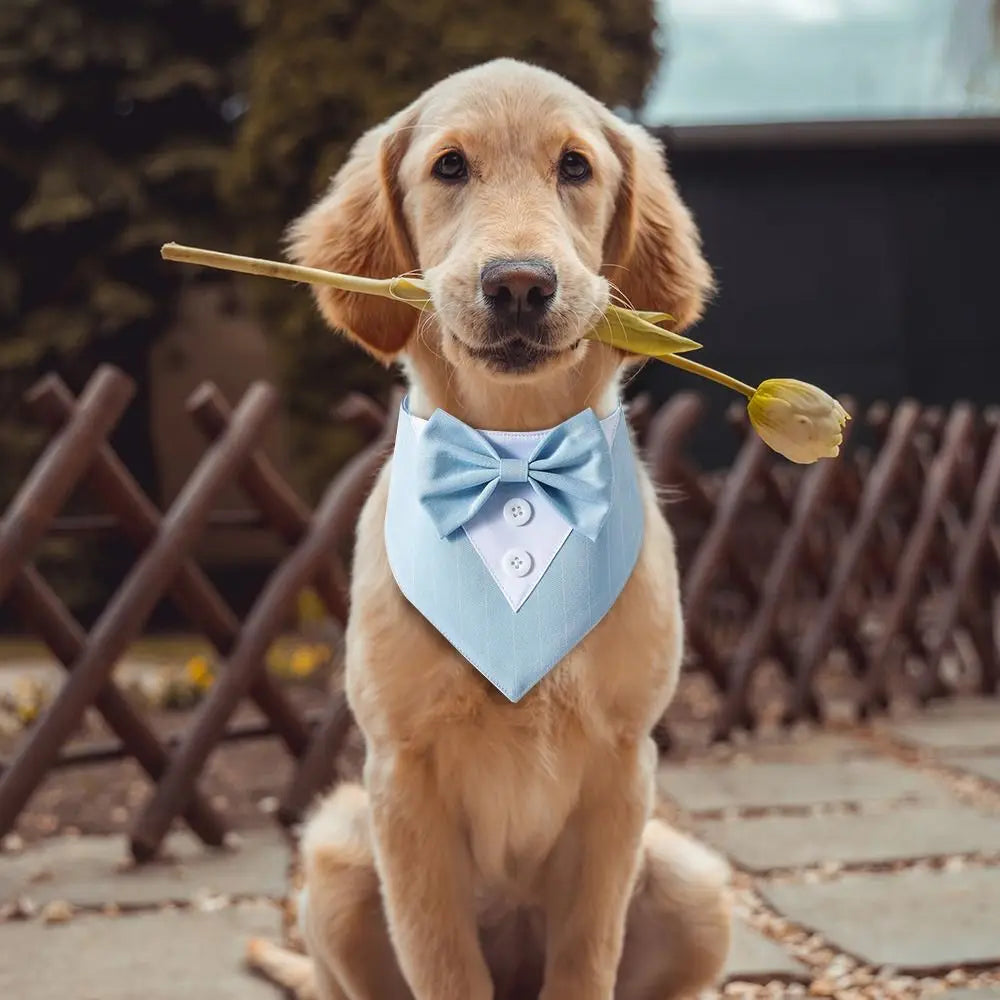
[[0, 828, 289, 907], [0, 901, 280, 999], [952, 754, 1000, 786], [659, 758, 947, 813], [697, 802, 1000, 871], [884, 706, 1000, 754], [760, 867, 1000, 971], [926, 697, 1000, 718], [724, 919, 809, 981], [940, 990, 1000, 999], [725, 733, 876, 764]]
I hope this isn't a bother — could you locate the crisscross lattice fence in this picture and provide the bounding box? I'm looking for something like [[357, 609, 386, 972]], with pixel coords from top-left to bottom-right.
[[0, 364, 997, 860]]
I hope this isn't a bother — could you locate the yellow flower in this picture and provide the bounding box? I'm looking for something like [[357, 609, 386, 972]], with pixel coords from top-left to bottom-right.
[[161, 244, 848, 464], [289, 646, 320, 677], [15, 700, 40, 725], [296, 587, 327, 626], [747, 379, 850, 464], [13, 678, 47, 724], [185, 654, 213, 690]]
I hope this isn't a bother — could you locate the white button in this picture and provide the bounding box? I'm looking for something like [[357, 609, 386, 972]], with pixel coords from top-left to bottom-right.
[[502, 548, 533, 578], [503, 497, 534, 527]]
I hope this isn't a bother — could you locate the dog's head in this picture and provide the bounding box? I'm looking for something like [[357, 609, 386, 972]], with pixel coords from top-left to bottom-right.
[[290, 60, 711, 417]]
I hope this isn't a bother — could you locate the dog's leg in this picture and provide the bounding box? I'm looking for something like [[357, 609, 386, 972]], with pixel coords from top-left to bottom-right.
[[615, 819, 732, 1000], [246, 939, 322, 999], [298, 783, 413, 1000], [366, 749, 493, 1000], [538, 738, 655, 1000]]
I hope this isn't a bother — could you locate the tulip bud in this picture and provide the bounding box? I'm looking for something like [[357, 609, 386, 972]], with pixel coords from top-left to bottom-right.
[[747, 379, 850, 464]]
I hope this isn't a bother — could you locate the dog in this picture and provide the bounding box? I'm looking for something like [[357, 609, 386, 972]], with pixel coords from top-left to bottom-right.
[[247, 59, 732, 1000]]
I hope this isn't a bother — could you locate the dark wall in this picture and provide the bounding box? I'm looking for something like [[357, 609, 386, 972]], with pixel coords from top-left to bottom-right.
[[632, 130, 1000, 466]]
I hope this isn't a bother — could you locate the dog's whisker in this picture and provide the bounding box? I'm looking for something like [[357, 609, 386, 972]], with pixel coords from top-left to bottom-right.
[[415, 308, 447, 363], [606, 279, 636, 313]]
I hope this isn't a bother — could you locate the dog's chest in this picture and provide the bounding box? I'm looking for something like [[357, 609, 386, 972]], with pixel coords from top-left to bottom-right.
[[435, 709, 585, 896]]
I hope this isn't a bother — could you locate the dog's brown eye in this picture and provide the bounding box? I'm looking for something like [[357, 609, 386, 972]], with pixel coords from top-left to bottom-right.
[[433, 151, 468, 182], [559, 151, 591, 183]]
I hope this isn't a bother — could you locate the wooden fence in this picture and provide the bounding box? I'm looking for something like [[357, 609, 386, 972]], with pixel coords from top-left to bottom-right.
[[0, 365, 997, 860]]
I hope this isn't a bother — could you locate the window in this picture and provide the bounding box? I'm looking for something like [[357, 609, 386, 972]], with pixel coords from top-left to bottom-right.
[[642, 0, 1000, 126]]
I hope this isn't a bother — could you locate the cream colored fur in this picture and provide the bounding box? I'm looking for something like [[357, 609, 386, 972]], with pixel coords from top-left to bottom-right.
[[247, 59, 731, 1000]]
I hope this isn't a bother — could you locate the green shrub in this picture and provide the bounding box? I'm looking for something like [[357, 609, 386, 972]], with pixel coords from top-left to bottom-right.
[[0, 0, 249, 508]]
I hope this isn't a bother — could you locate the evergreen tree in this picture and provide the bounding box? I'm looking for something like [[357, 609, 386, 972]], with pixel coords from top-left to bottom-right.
[[0, 0, 249, 503]]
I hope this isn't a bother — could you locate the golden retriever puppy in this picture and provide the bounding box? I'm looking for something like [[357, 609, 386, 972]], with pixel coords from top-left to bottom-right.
[[249, 58, 731, 1000]]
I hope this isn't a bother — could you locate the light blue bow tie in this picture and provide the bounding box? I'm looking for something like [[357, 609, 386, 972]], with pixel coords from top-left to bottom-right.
[[416, 407, 614, 541]]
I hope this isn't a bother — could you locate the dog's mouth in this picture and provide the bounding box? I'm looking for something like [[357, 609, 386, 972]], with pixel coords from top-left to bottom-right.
[[464, 335, 584, 375]]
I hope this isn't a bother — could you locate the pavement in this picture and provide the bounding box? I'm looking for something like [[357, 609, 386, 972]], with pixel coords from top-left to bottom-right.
[[0, 826, 288, 1000], [1, 697, 998, 998]]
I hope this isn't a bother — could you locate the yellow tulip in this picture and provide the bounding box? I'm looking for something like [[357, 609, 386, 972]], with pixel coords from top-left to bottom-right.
[[160, 244, 847, 462], [643, 355, 848, 463], [747, 379, 850, 464]]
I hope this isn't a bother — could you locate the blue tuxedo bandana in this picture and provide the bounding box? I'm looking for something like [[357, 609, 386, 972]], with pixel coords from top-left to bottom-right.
[[384, 396, 645, 701]]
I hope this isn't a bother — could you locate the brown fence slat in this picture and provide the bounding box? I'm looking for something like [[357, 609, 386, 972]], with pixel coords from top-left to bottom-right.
[[644, 392, 704, 490], [863, 403, 977, 709], [791, 401, 922, 719], [0, 383, 278, 844], [279, 692, 353, 826], [278, 389, 403, 824], [187, 384, 349, 625], [45, 510, 266, 536], [6, 566, 227, 845], [334, 392, 390, 441], [681, 434, 771, 685], [626, 393, 654, 448], [0, 366, 134, 602], [129, 394, 398, 858], [923, 420, 1000, 698], [26, 378, 313, 761], [713, 417, 851, 739]]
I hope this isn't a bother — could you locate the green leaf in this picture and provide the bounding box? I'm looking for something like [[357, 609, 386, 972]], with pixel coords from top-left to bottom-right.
[[588, 305, 701, 357]]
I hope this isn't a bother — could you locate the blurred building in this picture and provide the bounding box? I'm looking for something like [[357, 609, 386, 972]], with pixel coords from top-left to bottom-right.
[[634, 0, 1000, 464]]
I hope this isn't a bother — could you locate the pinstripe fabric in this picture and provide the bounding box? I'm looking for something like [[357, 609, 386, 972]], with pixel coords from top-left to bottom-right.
[[384, 398, 644, 702]]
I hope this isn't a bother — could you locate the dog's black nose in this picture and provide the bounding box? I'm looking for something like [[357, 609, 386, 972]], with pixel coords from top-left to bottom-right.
[[481, 259, 557, 322]]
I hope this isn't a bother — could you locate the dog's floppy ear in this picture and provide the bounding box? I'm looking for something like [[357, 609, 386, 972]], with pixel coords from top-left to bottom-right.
[[287, 110, 419, 360], [601, 118, 713, 332]]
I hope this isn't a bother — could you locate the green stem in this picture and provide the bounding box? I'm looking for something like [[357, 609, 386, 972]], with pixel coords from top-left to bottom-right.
[[161, 243, 758, 399], [161, 243, 405, 300], [658, 353, 756, 398]]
